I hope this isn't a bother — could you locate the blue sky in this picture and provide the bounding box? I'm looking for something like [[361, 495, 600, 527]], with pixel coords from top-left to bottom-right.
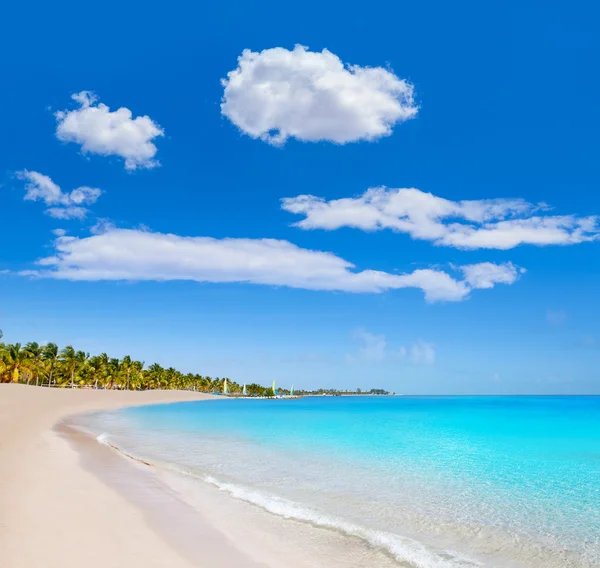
[[1, 0, 599, 393]]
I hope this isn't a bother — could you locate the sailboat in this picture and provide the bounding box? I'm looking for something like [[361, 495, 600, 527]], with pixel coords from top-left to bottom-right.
[[290, 384, 294, 397], [242, 383, 247, 396], [223, 379, 229, 395], [272, 380, 278, 397]]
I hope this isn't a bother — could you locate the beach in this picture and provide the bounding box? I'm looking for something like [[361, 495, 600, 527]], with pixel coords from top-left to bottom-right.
[[2, 386, 599, 568], [0, 385, 401, 568], [0, 384, 249, 568]]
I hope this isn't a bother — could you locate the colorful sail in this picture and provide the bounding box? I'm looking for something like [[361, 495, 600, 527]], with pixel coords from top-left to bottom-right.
[[290, 384, 294, 396], [272, 380, 277, 396], [242, 383, 247, 396], [223, 379, 229, 395]]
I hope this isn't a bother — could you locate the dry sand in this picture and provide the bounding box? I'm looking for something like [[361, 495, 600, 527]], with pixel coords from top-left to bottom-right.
[[0, 384, 261, 568], [0, 384, 402, 568]]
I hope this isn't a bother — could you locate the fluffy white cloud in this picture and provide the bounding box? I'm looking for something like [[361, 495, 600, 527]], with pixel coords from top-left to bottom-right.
[[282, 187, 600, 250], [17, 170, 101, 220], [23, 228, 521, 302], [221, 45, 417, 146], [461, 262, 524, 289], [55, 91, 164, 170]]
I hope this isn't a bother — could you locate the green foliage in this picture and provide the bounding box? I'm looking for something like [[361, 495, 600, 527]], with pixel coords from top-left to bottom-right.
[[0, 340, 267, 393]]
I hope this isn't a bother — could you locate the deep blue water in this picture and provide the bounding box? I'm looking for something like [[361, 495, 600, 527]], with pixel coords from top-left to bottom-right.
[[81, 396, 600, 567]]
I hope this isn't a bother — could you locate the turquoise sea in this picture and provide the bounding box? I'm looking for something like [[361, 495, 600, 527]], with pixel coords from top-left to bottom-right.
[[79, 396, 600, 568]]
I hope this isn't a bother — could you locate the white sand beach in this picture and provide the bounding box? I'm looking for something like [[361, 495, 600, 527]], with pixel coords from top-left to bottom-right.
[[0, 384, 402, 568], [0, 384, 250, 568]]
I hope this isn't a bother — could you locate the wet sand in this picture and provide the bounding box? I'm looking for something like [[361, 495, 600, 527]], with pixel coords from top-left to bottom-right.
[[0, 384, 400, 568]]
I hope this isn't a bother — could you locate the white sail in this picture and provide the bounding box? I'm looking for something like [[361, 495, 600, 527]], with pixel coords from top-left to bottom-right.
[[242, 383, 247, 396]]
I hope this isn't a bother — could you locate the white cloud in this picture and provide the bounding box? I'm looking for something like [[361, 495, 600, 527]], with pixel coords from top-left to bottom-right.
[[46, 206, 89, 220], [22, 228, 521, 302], [68, 186, 102, 205], [90, 218, 116, 235], [461, 262, 524, 289], [20, 170, 63, 204], [55, 91, 164, 170], [17, 170, 101, 220], [351, 329, 387, 362], [282, 187, 600, 250], [221, 45, 417, 146], [350, 333, 435, 365], [408, 339, 436, 366]]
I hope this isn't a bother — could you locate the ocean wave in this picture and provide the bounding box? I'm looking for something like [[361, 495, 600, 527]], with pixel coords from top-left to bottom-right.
[[92, 433, 482, 568], [96, 432, 111, 445], [185, 471, 482, 568]]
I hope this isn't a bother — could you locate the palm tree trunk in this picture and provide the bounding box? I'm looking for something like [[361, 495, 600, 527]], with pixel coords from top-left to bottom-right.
[[71, 370, 74, 388]]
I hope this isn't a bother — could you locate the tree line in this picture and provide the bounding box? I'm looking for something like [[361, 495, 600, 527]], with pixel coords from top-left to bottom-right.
[[0, 333, 271, 395]]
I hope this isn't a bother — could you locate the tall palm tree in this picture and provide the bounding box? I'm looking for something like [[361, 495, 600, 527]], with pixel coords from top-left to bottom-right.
[[97, 353, 110, 389], [130, 360, 144, 390], [121, 355, 135, 391], [147, 363, 164, 390], [42, 343, 59, 387], [76, 351, 89, 386], [105, 358, 120, 389], [59, 346, 79, 388], [25, 342, 43, 386], [1, 343, 33, 383]]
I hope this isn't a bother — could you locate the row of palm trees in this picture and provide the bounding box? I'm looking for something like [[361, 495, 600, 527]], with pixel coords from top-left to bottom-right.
[[0, 336, 270, 395]]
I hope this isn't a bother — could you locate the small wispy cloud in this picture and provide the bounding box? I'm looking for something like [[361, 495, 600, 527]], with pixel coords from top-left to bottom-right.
[[406, 339, 436, 365], [16, 170, 101, 220], [348, 329, 435, 365], [349, 328, 387, 362]]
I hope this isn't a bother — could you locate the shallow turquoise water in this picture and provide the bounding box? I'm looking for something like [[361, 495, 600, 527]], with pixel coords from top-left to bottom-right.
[[81, 396, 600, 567]]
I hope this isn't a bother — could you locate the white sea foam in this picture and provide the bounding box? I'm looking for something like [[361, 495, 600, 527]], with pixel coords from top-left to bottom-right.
[[96, 432, 110, 445], [77, 398, 600, 568], [180, 470, 482, 568], [84, 425, 482, 568]]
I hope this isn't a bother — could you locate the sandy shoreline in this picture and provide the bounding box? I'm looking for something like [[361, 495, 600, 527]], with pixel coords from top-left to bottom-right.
[[0, 384, 403, 568], [0, 384, 259, 568]]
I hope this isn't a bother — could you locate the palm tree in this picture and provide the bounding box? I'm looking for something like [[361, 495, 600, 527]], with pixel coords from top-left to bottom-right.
[[97, 353, 110, 389], [1, 343, 33, 383], [147, 363, 164, 390], [1, 335, 267, 393], [76, 351, 89, 386], [105, 358, 120, 389], [25, 342, 43, 386], [121, 355, 135, 391], [130, 360, 145, 390], [42, 343, 59, 387], [59, 346, 79, 388]]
